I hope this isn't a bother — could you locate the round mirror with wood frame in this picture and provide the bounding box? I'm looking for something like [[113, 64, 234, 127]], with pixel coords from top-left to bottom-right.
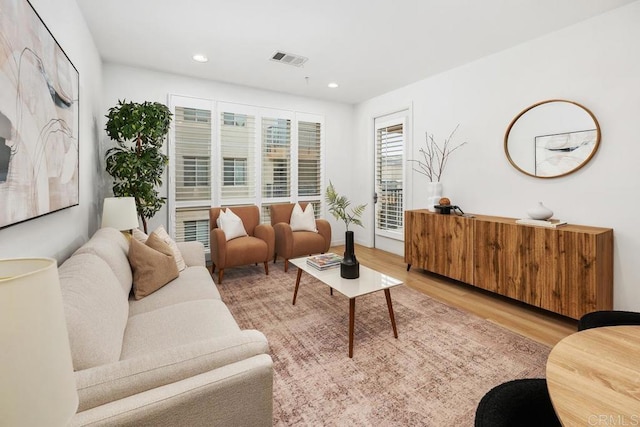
[[504, 99, 600, 178]]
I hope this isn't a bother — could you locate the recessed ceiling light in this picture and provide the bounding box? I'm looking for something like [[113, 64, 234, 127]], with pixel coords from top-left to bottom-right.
[[192, 54, 208, 63], [328, 82, 339, 88]]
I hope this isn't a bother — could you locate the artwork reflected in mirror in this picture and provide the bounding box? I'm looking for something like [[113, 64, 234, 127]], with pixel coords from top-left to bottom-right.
[[504, 100, 600, 178]]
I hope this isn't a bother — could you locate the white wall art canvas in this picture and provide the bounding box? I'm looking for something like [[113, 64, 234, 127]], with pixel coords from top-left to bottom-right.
[[0, 0, 79, 228]]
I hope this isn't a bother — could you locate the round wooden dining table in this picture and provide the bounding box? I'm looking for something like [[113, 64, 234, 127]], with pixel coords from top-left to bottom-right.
[[546, 325, 640, 426]]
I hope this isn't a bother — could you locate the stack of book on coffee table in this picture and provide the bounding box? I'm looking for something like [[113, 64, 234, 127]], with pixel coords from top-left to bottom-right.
[[306, 253, 342, 270]]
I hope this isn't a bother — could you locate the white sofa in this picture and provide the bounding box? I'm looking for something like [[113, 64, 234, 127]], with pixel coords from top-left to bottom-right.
[[57, 227, 273, 426]]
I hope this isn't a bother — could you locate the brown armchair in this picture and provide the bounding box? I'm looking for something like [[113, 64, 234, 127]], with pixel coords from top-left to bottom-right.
[[270, 203, 331, 272], [209, 205, 275, 283]]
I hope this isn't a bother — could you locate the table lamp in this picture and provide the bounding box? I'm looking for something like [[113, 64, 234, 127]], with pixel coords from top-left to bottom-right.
[[0, 258, 78, 426], [101, 196, 139, 231]]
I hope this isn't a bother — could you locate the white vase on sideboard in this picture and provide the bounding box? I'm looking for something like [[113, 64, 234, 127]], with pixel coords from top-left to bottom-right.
[[426, 182, 443, 212], [527, 202, 554, 220]]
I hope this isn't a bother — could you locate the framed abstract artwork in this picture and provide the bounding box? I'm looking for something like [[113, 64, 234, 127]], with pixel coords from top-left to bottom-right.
[[0, 0, 79, 229]]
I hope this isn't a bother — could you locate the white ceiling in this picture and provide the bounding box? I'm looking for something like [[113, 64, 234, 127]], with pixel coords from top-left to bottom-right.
[[76, 0, 636, 104]]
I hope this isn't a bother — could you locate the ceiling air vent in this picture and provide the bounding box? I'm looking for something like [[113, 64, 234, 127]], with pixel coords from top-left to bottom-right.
[[270, 51, 308, 67]]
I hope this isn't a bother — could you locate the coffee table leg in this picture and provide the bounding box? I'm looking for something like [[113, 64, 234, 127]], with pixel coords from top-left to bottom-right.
[[384, 288, 398, 338], [292, 268, 303, 305], [349, 298, 355, 358]]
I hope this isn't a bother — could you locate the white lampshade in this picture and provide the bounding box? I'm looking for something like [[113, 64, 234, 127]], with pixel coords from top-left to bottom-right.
[[101, 197, 139, 230], [0, 258, 78, 426]]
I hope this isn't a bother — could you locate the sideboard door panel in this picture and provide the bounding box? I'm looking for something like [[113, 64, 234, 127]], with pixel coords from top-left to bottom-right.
[[473, 220, 502, 293], [404, 210, 473, 283]]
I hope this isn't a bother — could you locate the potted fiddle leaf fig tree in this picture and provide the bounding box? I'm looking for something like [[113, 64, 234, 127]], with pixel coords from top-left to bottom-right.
[[105, 100, 172, 233], [326, 181, 366, 279]]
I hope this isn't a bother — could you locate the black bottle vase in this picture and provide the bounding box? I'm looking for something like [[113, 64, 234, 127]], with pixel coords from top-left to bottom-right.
[[340, 230, 360, 279]]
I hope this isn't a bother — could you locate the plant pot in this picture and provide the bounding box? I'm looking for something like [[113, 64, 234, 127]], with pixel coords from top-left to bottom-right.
[[341, 230, 359, 279]]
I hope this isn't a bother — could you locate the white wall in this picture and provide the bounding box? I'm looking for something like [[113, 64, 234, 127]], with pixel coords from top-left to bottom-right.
[[354, 1, 640, 311], [101, 64, 355, 240], [0, 0, 103, 262]]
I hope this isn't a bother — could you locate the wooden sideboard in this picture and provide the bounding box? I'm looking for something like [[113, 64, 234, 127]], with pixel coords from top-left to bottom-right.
[[404, 210, 613, 319]]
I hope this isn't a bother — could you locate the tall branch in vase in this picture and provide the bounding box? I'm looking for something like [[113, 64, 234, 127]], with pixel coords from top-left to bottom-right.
[[409, 124, 467, 182]]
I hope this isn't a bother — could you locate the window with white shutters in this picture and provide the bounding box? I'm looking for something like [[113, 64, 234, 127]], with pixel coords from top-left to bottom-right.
[[169, 96, 325, 244], [262, 118, 291, 199], [375, 121, 404, 235], [175, 207, 210, 248], [175, 107, 211, 201], [298, 121, 321, 197], [172, 102, 212, 248], [220, 110, 256, 202]]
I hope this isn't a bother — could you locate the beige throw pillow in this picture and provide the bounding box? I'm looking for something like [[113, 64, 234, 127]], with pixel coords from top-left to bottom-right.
[[290, 203, 317, 232], [128, 234, 179, 300]]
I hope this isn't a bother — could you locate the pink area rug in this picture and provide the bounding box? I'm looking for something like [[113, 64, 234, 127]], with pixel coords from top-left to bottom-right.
[[218, 265, 550, 426]]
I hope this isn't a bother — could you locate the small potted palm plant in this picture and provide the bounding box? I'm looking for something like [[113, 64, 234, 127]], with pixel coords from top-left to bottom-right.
[[326, 181, 366, 279]]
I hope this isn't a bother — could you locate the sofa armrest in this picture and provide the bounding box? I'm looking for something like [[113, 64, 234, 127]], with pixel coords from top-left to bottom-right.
[[176, 241, 206, 267], [254, 224, 275, 261], [71, 354, 273, 427], [316, 219, 332, 251], [75, 330, 269, 412]]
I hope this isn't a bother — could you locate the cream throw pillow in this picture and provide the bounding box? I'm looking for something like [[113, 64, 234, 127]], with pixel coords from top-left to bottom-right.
[[217, 208, 248, 241], [290, 203, 317, 232], [128, 234, 179, 300], [132, 228, 148, 243], [147, 225, 186, 271]]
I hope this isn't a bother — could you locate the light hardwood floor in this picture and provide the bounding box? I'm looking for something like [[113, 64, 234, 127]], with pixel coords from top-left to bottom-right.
[[332, 244, 578, 348]]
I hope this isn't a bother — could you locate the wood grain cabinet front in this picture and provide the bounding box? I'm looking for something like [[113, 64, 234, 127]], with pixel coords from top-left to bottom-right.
[[404, 210, 613, 319], [404, 210, 473, 283]]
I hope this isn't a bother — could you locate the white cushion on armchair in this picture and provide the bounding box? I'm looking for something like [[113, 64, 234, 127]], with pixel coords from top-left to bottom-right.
[[289, 203, 317, 232], [217, 208, 249, 241]]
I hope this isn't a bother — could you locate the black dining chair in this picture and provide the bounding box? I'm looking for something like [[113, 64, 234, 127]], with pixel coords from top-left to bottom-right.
[[578, 310, 640, 331], [474, 378, 561, 427]]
